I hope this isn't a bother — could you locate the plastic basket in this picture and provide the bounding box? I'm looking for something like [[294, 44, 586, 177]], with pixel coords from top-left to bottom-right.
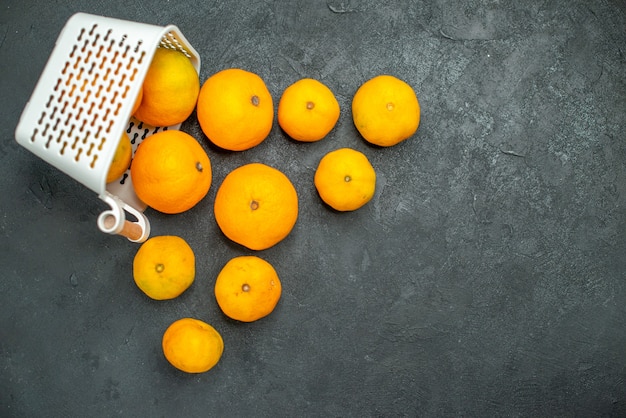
[[14, 12, 201, 242]]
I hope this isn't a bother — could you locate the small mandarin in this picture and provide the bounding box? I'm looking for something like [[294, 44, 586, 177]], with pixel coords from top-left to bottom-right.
[[214, 163, 298, 250], [133, 235, 195, 300], [196, 68, 273, 151], [278, 78, 340, 142], [214, 256, 282, 322], [131, 86, 143, 116], [130, 130, 212, 214], [106, 132, 132, 183], [352, 74, 420, 147], [133, 48, 199, 127], [162, 318, 224, 373], [314, 148, 376, 211]]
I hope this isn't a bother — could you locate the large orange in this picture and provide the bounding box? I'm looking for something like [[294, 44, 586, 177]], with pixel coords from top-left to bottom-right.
[[214, 256, 282, 322], [314, 148, 376, 211], [351, 74, 420, 147], [196, 68, 274, 151], [130, 130, 212, 214], [133, 48, 199, 127], [277, 78, 340, 142], [162, 318, 223, 373], [214, 163, 298, 250], [133, 235, 195, 300]]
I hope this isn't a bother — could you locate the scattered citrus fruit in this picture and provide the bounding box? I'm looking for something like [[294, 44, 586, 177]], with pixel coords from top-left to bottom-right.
[[278, 78, 340, 142], [162, 318, 223, 373], [214, 256, 282, 322], [314, 147, 376, 211], [351, 74, 420, 147], [106, 132, 132, 183], [196, 68, 273, 151], [130, 130, 211, 214], [133, 235, 195, 300], [133, 48, 199, 127], [214, 163, 298, 250]]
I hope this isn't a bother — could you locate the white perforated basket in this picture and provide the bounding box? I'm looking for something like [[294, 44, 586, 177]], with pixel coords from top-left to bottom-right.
[[15, 13, 201, 242]]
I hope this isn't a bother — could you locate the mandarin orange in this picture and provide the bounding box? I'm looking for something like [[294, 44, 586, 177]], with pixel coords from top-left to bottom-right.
[[214, 163, 298, 250], [130, 130, 211, 214], [196, 68, 273, 151]]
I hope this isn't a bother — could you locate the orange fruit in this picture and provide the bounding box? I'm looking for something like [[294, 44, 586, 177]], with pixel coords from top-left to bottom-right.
[[131, 86, 143, 116], [277, 78, 340, 142], [130, 130, 211, 214], [196, 68, 273, 151], [351, 75, 420, 147], [214, 163, 298, 250], [214, 256, 282, 322], [106, 132, 132, 183], [133, 235, 195, 300], [133, 48, 199, 127], [314, 147, 376, 211], [162, 318, 223, 373]]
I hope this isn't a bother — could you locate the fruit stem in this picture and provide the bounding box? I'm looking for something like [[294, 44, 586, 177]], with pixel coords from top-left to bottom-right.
[[250, 200, 259, 210], [344, 175, 352, 182], [251, 95, 260, 106], [386, 102, 395, 111], [306, 101, 315, 110], [196, 162, 203, 172], [242, 283, 251, 292], [155, 263, 165, 273]]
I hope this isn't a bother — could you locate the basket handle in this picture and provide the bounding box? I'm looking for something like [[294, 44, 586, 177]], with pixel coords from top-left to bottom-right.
[[97, 193, 150, 242]]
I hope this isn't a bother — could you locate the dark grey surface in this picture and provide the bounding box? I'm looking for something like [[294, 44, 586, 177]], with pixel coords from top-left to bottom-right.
[[2, 0, 625, 416]]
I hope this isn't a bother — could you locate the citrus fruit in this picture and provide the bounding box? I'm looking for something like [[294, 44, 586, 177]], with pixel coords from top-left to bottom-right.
[[133, 235, 195, 300], [351, 74, 420, 147], [131, 86, 143, 116], [214, 163, 298, 250], [214, 256, 282, 322], [130, 130, 211, 214], [105, 132, 132, 183], [133, 48, 199, 127], [277, 78, 340, 142], [196, 68, 273, 151], [162, 318, 223, 373], [314, 147, 376, 211]]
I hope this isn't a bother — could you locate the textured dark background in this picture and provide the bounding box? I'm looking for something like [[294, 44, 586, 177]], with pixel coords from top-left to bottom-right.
[[1, 0, 625, 416]]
